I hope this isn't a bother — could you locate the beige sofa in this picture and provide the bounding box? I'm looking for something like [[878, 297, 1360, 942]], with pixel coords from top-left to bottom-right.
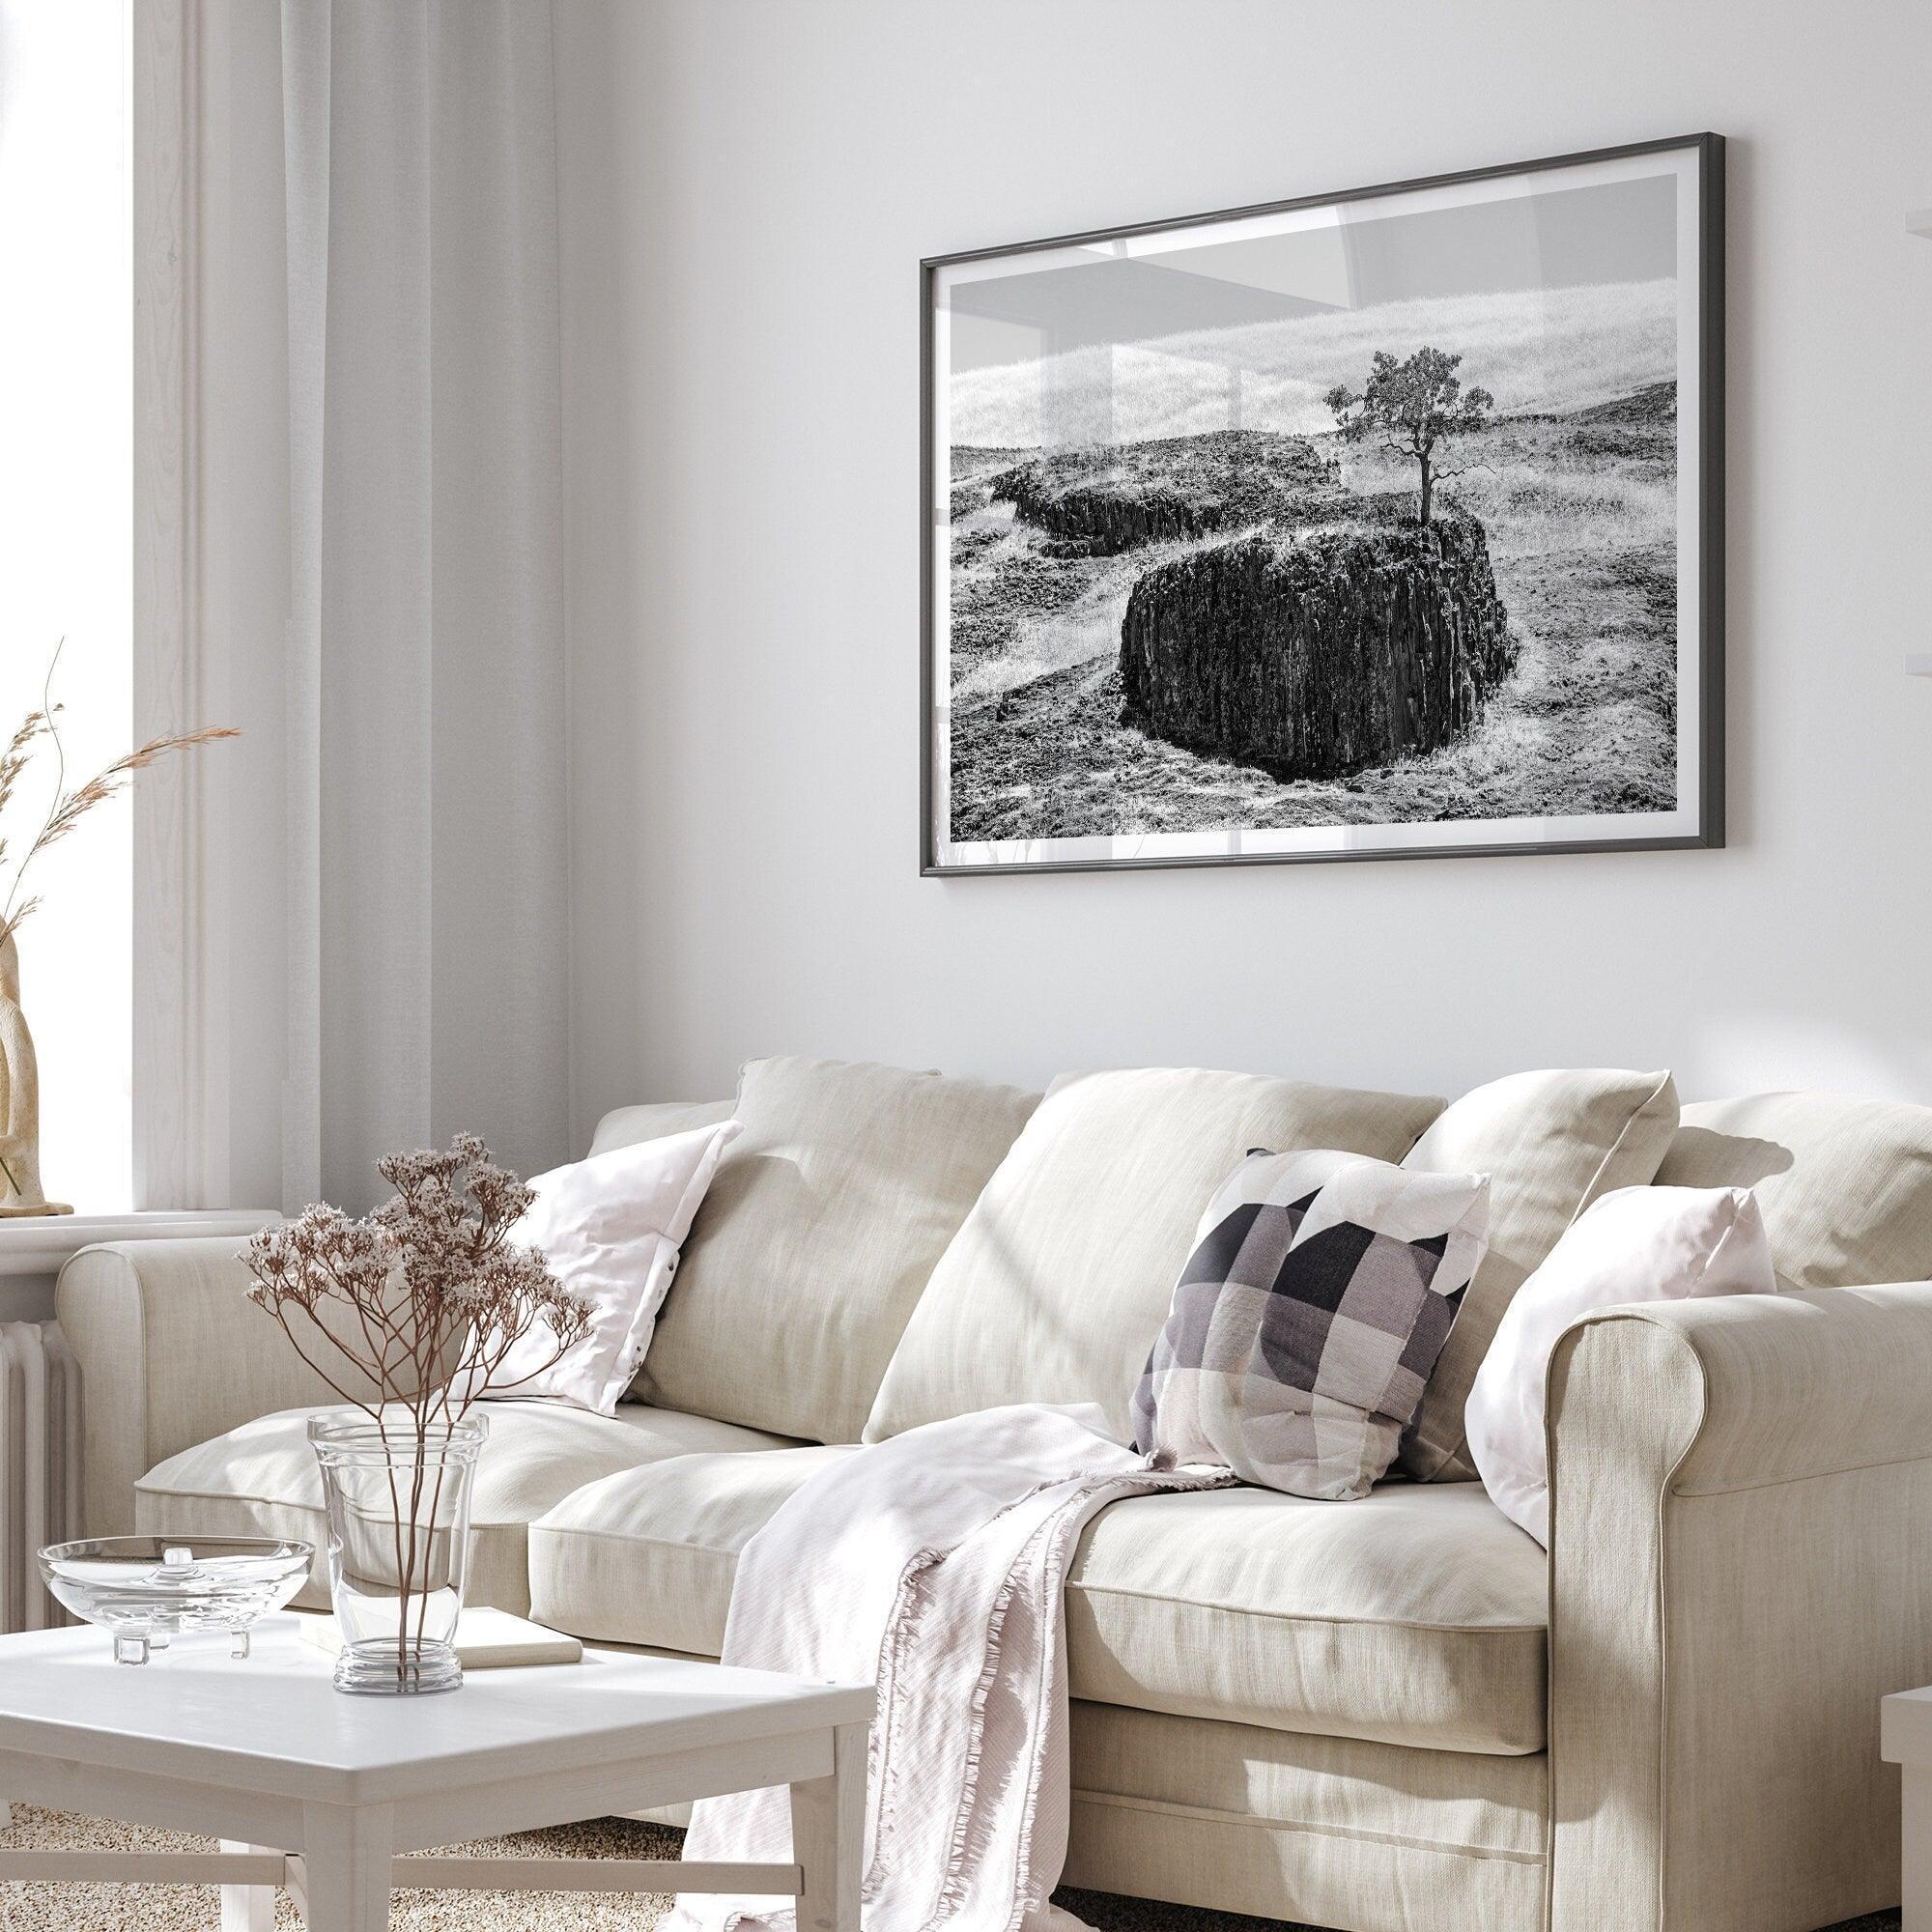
[[56, 1061, 1932, 1932]]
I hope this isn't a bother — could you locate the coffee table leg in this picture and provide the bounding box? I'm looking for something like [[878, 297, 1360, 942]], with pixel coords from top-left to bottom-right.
[[299, 1802, 393, 1931], [790, 1721, 866, 1932], [219, 1841, 278, 1932]]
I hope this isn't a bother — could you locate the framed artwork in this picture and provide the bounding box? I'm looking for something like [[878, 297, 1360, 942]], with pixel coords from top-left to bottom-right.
[[922, 133, 1723, 875]]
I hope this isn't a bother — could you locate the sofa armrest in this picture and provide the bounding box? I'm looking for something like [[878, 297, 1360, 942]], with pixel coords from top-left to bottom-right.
[[56, 1238, 385, 1536], [1547, 1283, 1932, 1932]]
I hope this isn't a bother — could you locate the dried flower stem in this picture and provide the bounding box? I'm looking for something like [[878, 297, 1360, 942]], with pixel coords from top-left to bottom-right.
[[0, 638, 240, 955], [242, 1135, 590, 1685]]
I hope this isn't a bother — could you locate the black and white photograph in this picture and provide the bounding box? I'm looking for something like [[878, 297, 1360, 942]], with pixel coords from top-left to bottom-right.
[[923, 134, 1722, 874]]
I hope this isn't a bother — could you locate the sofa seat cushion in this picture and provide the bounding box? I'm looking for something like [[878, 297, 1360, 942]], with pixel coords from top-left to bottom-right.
[[134, 1399, 800, 1619], [1067, 1481, 1547, 1753], [528, 1450, 1547, 1755], [529, 1443, 852, 1659]]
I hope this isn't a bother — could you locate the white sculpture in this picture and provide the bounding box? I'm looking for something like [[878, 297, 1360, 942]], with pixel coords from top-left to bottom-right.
[[0, 932, 71, 1218]]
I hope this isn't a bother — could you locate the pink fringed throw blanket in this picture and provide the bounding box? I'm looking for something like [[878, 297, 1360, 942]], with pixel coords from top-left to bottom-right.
[[670, 1404, 1230, 1932]]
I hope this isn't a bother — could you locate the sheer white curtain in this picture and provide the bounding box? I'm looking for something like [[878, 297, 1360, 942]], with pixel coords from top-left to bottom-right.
[[278, 0, 569, 1208]]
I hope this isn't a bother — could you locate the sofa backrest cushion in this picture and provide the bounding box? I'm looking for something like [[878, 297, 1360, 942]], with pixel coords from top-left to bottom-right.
[[1655, 1092, 1932, 1293], [1398, 1067, 1680, 1481], [631, 1056, 1040, 1443], [590, 1098, 735, 1156], [862, 1066, 1445, 1446]]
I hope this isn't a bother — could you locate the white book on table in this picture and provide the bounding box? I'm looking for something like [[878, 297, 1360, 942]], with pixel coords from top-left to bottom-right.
[[296, 1606, 583, 1668]]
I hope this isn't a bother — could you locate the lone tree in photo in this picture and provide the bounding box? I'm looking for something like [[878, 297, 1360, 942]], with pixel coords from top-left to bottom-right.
[[1326, 347, 1494, 526]]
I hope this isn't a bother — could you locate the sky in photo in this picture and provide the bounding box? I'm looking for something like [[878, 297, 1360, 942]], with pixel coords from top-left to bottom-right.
[[948, 171, 1677, 376]]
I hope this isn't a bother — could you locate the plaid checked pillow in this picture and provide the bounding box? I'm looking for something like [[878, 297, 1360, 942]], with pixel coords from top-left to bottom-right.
[[1132, 1148, 1490, 1500]]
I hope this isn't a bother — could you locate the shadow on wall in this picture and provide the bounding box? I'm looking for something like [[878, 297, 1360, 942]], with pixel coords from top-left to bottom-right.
[[1688, 1011, 1932, 1110]]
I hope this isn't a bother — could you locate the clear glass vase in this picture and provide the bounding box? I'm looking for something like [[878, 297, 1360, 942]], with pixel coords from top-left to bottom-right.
[[306, 1408, 486, 1695]]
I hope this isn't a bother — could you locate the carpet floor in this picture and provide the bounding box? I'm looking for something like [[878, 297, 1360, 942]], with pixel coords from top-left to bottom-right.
[[0, 1807, 1906, 1932]]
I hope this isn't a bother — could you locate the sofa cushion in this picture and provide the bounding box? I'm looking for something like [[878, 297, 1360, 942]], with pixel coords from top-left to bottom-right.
[[135, 1400, 799, 1619], [1655, 1092, 1932, 1292], [1465, 1184, 1777, 1547], [530, 1443, 854, 1658], [633, 1057, 1040, 1443], [528, 1450, 1546, 1755], [472, 1119, 742, 1414], [590, 1098, 735, 1156], [863, 1068, 1445, 1446], [1398, 1067, 1679, 1481]]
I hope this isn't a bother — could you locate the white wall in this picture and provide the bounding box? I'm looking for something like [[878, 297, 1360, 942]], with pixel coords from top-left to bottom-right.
[[554, 0, 1932, 1139]]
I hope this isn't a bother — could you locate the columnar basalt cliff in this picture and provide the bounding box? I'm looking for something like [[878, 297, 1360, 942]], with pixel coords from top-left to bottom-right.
[[1119, 508, 1516, 781], [990, 470, 1209, 551], [989, 431, 1351, 555]]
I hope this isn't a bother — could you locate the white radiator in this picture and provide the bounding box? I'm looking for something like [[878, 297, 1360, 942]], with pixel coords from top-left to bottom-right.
[[0, 1322, 80, 1633]]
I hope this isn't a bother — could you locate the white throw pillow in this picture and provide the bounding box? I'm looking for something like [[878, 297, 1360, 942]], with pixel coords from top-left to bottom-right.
[[471, 1120, 741, 1415], [1465, 1183, 1776, 1545], [1398, 1067, 1679, 1482]]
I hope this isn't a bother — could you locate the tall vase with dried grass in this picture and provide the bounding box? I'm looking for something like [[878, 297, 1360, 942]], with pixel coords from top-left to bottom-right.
[[0, 639, 237, 1215], [243, 1136, 591, 1693]]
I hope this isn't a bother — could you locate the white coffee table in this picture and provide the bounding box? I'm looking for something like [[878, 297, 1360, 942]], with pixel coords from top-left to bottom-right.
[[0, 1618, 872, 1931]]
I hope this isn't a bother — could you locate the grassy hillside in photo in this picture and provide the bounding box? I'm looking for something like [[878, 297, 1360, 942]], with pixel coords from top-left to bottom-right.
[[944, 372, 1677, 840]]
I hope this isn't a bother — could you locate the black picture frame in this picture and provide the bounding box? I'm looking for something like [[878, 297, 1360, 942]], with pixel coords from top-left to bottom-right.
[[921, 132, 1724, 877]]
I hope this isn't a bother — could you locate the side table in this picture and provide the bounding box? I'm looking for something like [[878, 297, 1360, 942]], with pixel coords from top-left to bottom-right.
[[1882, 1686, 1930, 1930]]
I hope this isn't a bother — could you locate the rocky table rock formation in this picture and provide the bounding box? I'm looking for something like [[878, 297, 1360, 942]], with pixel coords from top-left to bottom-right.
[[1120, 508, 1516, 781]]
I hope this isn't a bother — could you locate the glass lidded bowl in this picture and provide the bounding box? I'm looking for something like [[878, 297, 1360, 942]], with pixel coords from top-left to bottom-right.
[[40, 1536, 313, 1664]]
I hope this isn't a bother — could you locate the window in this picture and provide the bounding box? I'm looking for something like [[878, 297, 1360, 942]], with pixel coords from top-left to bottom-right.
[[0, 0, 134, 1209]]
